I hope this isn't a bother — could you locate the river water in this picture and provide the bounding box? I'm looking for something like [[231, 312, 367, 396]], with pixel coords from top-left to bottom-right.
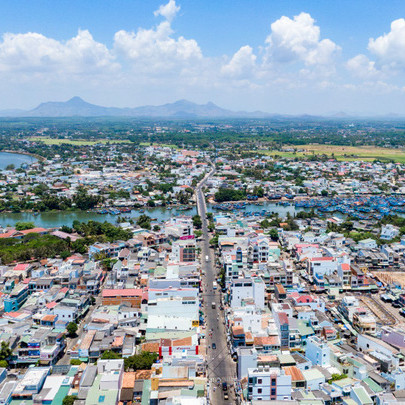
[[0, 152, 37, 169], [0, 203, 297, 228]]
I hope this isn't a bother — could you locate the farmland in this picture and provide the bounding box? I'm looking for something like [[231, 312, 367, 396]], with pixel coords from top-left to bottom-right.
[[258, 144, 405, 163], [28, 137, 131, 146]]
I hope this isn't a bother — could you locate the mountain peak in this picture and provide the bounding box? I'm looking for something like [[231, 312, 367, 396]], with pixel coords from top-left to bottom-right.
[[66, 96, 88, 105], [7, 97, 271, 118]]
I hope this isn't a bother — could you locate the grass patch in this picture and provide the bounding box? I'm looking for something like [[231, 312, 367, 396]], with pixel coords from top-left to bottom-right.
[[29, 137, 131, 146], [257, 144, 405, 163], [139, 142, 179, 149]]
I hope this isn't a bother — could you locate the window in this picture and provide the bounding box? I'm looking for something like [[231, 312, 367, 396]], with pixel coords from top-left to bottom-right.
[[271, 379, 276, 386], [258, 388, 262, 394], [258, 379, 262, 384], [271, 388, 276, 395]]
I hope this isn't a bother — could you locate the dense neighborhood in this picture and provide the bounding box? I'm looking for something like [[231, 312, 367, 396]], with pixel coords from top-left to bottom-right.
[[1, 138, 405, 405]]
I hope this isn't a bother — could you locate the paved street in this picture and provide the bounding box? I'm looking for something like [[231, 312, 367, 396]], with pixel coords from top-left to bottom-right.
[[196, 167, 237, 404]]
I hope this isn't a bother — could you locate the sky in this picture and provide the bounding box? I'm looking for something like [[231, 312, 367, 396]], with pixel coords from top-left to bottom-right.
[[1, 0, 405, 115]]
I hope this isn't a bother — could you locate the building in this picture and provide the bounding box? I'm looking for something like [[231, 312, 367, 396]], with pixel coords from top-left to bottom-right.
[[247, 367, 292, 401], [305, 336, 330, 367], [4, 284, 29, 312], [352, 310, 376, 336], [101, 289, 147, 307], [380, 224, 400, 241], [229, 277, 265, 309]]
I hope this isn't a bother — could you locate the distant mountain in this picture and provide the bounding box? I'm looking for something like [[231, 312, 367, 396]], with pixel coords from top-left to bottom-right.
[[0, 97, 270, 118], [1, 97, 403, 119]]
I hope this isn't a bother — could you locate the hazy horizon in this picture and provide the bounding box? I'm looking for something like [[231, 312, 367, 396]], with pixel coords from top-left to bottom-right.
[[1, 0, 405, 115]]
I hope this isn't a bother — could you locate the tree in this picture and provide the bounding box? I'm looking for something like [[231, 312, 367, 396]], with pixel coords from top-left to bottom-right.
[[260, 219, 271, 229], [214, 188, 246, 202], [192, 215, 202, 229], [60, 250, 71, 260], [124, 351, 158, 371], [137, 214, 151, 230], [73, 187, 101, 210], [268, 229, 279, 241], [62, 395, 77, 405], [15, 221, 35, 231], [61, 225, 73, 233], [66, 322, 78, 337], [0, 341, 11, 365], [101, 350, 121, 360], [209, 235, 219, 247], [5, 164, 15, 171]]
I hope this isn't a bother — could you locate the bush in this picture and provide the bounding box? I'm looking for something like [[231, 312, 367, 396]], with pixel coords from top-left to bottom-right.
[[66, 322, 78, 337], [124, 351, 158, 371], [101, 350, 122, 360], [70, 359, 82, 365], [15, 221, 35, 231], [62, 395, 77, 405], [214, 188, 246, 202]]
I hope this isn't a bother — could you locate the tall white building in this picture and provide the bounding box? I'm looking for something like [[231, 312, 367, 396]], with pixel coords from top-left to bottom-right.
[[247, 367, 292, 401], [305, 336, 330, 367], [229, 277, 265, 309]]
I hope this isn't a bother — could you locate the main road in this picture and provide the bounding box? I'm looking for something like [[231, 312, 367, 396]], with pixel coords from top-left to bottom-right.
[[196, 166, 237, 404]]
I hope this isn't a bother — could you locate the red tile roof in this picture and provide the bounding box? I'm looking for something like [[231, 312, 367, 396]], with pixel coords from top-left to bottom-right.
[[102, 288, 144, 297], [20, 228, 47, 235]]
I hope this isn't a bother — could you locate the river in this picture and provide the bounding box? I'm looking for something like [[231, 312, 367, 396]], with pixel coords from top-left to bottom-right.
[[0, 202, 298, 228], [0, 151, 37, 169]]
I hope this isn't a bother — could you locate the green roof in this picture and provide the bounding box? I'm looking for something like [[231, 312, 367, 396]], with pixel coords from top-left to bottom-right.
[[85, 375, 118, 405], [352, 386, 373, 404], [302, 368, 325, 381], [342, 399, 357, 405], [300, 400, 323, 405], [68, 366, 79, 377], [363, 377, 383, 393], [297, 320, 315, 336], [278, 354, 295, 365], [51, 385, 70, 405], [141, 379, 151, 405], [332, 377, 354, 388]]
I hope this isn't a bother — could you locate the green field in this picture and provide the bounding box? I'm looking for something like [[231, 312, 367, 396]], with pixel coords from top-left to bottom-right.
[[29, 137, 131, 146], [139, 142, 179, 149], [257, 144, 405, 163]]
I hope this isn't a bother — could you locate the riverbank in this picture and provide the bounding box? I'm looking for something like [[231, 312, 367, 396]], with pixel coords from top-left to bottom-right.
[[1, 149, 45, 162], [0, 202, 297, 229]]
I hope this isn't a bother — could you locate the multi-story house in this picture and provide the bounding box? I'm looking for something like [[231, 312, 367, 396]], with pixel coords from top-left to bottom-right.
[[247, 367, 292, 401]]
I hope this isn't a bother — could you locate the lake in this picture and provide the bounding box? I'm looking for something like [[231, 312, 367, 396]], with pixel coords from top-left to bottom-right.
[[0, 202, 298, 228], [0, 152, 37, 169]]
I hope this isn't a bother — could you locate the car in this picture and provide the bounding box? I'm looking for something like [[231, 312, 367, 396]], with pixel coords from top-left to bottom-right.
[[212, 343, 216, 349], [223, 393, 229, 400], [222, 382, 228, 391], [393, 301, 401, 308]]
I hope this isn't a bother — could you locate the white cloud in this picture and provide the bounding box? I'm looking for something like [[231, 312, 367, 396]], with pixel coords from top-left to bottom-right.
[[221, 45, 256, 78], [265, 12, 340, 66], [346, 54, 381, 79], [0, 29, 117, 75], [114, 21, 202, 73], [154, 0, 180, 23], [368, 18, 405, 70]]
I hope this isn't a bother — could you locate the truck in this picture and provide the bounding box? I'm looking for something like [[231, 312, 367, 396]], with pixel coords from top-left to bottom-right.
[[213, 281, 218, 290], [205, 255, 209, 262], [212, 302, 216, 309]]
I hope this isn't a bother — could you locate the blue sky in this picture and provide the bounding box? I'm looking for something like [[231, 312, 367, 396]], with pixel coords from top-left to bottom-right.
[[1, 0, 405, 114]]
